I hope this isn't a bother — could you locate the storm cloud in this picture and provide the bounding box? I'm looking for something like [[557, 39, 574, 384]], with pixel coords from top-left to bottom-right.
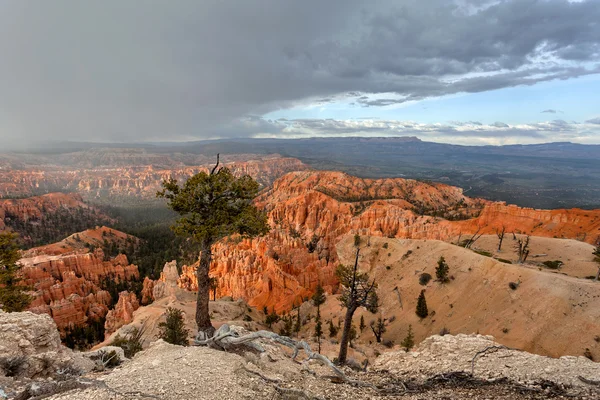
[[0, 0, 599, 145]]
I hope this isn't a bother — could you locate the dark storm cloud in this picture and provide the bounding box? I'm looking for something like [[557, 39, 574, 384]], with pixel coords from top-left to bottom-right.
[[0, 0, 599, 144]]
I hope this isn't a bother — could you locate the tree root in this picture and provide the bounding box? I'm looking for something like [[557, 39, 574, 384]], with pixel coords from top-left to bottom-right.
[[470, 345, 509, 374]]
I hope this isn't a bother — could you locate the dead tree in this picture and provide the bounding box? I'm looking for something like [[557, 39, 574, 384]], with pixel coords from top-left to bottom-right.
[[369, 316, 388, 343], [464, 226, 484, 249], [335, 248, 379, 364], [496, 226, 506, 251], [516, 236, 531, 264]]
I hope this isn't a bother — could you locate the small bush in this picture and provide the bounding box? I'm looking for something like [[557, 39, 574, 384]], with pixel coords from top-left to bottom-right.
[[383, 243, 389, 249], [508, 282, 519, 290], [111, 325, 146, 358], [158, 308, 190, 346], [243, 314, 253, 322], [473, 249, 492, 257], [385, 265, 391, 270], [496, 258, 512, 264], [93, 350, 121, 370], [502, 328, 509, 334], [439, 327, 450, 336], [584, 348, 594, 361], [0, 356, 27, 377], [419, 273, 432, 286], [542, 260, 563, 270], [382, 339, 395, 348]]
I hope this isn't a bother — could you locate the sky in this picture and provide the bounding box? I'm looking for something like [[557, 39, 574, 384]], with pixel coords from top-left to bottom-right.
[[0, 0, 599, 147]]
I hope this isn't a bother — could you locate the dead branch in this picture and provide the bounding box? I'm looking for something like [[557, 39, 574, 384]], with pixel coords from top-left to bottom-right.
[[210, 153, 220, 175], [471, 345, 508, 374], [579, 376, 600, 386], [13, 377, 162, 400]]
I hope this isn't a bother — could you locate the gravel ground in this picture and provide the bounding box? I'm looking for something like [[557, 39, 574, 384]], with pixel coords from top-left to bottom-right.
[[35, 334, 600, 400]]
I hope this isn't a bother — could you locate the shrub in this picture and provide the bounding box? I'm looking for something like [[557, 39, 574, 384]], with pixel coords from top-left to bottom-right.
[[419, 273, 432, 286], [354, 234, 361, 248], [542, 260, 563, 270], [111, 325, 145, 358], [439, 327, 450, 336], [382, 339, 395, 348], [436, 256, 450, 283], [508, 282, 519, 290], [92, 350, 122, 371], [383, 243, 388, 249], [243, 314, 253, 322], [328, 320, 339, 338], [158, 308, 190, 346], [0, 356, 26, 377], [584, 348, 594, 361]]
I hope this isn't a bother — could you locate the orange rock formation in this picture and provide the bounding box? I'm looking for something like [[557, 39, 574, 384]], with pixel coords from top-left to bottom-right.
[[20, 243, 139, 333], [0, 156, 308, 199], [173, 171, 600, 313]]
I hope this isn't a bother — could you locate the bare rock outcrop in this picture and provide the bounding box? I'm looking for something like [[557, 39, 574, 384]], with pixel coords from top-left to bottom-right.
[[0, 311, 93, 379], [374, 333, 600, 393]]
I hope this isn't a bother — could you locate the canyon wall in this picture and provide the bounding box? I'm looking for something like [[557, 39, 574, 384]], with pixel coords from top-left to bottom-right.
[[0, 155, 308, 200], [0, 192, 96, 231], [172, 171, 600, 313]]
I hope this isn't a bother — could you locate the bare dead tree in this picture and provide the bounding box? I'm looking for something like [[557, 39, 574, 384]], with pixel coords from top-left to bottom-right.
[[464, 226, 485, 249], [335, 248, 379, 364], [516, 236, 531, 264], [496, 225, 506, 251]]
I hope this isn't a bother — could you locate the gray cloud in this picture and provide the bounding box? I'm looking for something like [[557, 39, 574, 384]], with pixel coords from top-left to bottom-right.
[[0, 0, 599, 144], [243, 117, 600, 145], [586, 117, 600, 124], [542, 109, 558, 114]]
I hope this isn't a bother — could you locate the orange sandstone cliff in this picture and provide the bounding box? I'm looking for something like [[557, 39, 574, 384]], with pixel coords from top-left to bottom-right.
[[18, 231, 140, 333], [170, 171, 600, 313]]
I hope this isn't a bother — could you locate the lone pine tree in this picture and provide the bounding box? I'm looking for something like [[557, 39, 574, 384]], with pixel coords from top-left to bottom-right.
[[158, 155, 269, 336]]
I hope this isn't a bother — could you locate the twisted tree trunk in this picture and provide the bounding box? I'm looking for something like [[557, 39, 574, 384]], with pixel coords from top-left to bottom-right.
[[337, 306, 356, 364], [196, 240, 215, 336]]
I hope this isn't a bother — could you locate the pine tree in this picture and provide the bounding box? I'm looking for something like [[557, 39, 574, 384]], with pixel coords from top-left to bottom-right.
[[401, 324, 415, 351], [293, 304, 301, 336], [158, 307, 190, 346], [416, 290, 428, 319], [369, 316, 387, 343], [0, 232, 31, 312], [359, 315, 366, 332], [314, 310, 323, 353], [280, 313, 293, 336], [435, 256, 450, 283], [158, 155, 269, 336], [312, 282, 326, 353]]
